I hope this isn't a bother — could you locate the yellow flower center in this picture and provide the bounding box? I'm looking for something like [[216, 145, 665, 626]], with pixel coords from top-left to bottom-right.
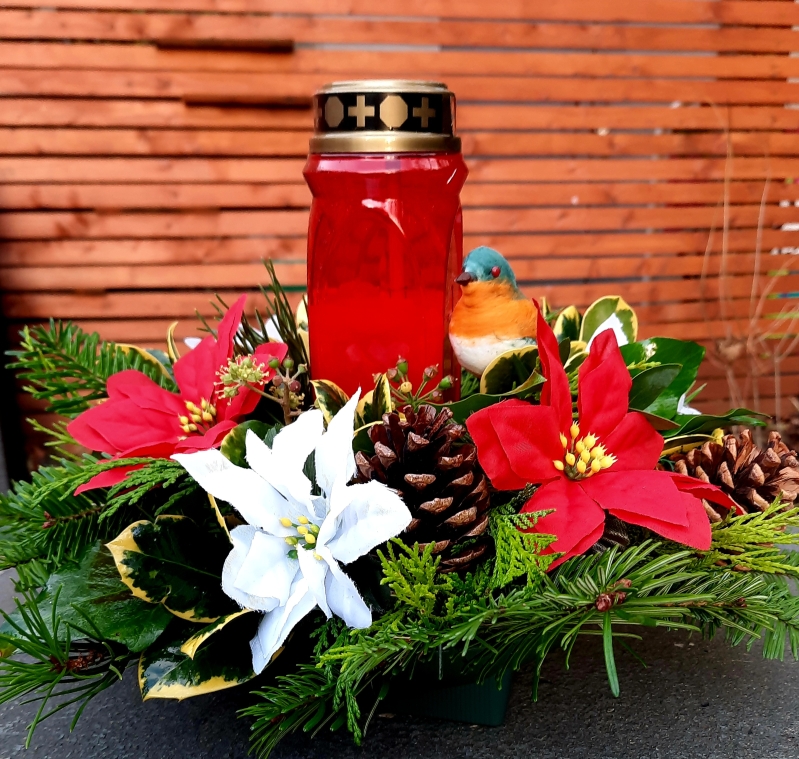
[[177, 397, 217, 435], [554, 424, 615, 480], [280, 516, 321, 554]]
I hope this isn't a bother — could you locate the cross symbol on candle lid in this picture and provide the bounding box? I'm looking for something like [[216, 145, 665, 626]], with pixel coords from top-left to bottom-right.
[[348, 95, 375, 128], [413, 97, 436, 128]]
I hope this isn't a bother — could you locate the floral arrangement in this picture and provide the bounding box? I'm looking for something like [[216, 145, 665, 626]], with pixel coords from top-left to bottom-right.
[[1, 263, 799, 758]]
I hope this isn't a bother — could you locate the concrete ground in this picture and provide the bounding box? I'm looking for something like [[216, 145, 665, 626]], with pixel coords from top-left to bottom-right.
[[0, 570, 797, 759]]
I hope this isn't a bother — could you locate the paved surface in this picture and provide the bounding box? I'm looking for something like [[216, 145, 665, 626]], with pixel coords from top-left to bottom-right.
[[0, 569, 797, 759]]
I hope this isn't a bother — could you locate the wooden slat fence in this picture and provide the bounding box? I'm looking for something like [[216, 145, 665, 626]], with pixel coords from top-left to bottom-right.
[[1, 0, 799, 464]]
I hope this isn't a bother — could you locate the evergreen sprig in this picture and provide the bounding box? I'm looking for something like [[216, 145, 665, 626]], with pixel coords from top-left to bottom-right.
[[0, 589, 130, 747], [378, 541, 453, 617], [8, 320, 176, 417], [489, 487, 558, 587], [701, 502, 799, 575], [103, 459, 198, 520], [244, 540, 799, 758]]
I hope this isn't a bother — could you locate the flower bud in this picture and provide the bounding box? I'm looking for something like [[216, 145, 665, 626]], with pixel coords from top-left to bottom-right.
[[386, 368, 398, 380], [430, 390, 444, 403], [423, 365, 439, 380], [289, 380, 301, 393], [399, 381, 413, 394], [268, 358, 280, 369], [283, 357, 295, 371], [396, 358, 409, 375], [272, 375, 284, 386], [296, 364, 307, 375], [438, 375, 454, 390]]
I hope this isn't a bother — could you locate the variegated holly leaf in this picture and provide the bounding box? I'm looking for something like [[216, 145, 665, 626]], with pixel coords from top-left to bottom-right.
[[180, 609, 253, 659], [480, 345, 540, 395], [579, 296, 638, 347], [553, 305, 582, 343], [220, 420, 278, 468], [356, 373, 393, 425], [0, 542, 172, 654], [107, 515, 237, 624], [311, 379, 350, 424], [139, 616, 259, 701]]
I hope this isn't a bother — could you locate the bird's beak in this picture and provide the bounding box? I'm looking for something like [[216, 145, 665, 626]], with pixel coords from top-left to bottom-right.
[[455, 271, 474, 285]]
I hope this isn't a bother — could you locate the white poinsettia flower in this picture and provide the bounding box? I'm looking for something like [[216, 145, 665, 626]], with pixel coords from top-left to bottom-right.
[[173, 392, 411, 674]]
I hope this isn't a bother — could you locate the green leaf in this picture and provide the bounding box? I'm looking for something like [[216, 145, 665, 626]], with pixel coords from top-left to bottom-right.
[[579, 296, 638, 346], [663, 408, 770, 439], [638, 338, 705, 418], [628, 364, 682, 411], [180, 609, 253, 659], [106, 515, 236, 623], [439, 370, 545, 424], [552, 305, 582, 343], [602, 613, 620, 697], [220, 420, 278, 468], [1, 542, 172, 653], [139, 617, 258, 700], [311, 379, 350, 424], [638, 411, 681, 432], [480, 346, 539, 395]]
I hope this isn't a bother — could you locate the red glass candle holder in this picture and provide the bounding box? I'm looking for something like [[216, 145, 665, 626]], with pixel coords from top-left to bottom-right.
[[304, 81, 468, 397]]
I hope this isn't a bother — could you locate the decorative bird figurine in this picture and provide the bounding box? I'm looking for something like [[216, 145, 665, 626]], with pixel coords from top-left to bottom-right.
[[449, 246, 538, 376]]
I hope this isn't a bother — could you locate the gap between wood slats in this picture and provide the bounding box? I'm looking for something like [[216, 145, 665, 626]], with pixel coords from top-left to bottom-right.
[[4, 44, 799, 82], [2, 69, 798, 105], [8, 0, 799, 28], [1, 100, 797, 132], [2, 181, 798, 211], [3, 229, 798, 266], [2, 206, 798, 239], [2, 10, 799, 53], [5, 129, 799, 159]]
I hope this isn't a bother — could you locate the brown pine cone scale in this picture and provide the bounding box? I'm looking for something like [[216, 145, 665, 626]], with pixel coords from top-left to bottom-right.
[[670, 429, 799, 518], [355, 404, 491, 573]]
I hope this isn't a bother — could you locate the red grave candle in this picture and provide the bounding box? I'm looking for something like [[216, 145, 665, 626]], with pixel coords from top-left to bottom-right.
[[304, 81, 468, 397]]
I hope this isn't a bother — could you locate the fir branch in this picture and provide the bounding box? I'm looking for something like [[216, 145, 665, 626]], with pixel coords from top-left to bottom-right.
[[8, 321, 176, 417], [489, 486, 558, 588], [0, 589, 130, 748], [26, 418, 84, 463], [103, 459, 198, 520], [701, 502, 799, 575]]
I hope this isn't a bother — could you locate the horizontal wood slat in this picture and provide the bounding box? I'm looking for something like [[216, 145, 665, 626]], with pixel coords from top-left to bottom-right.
[[9, 1, 799, 27], [2, 10, 798, 53], [3, 69, 798, 104]]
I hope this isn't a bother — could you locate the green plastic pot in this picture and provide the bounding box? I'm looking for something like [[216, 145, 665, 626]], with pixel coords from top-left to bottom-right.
[[383, 656, 513, 727]]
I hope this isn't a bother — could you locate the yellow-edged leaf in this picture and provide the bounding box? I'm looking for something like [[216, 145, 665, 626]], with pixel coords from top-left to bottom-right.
[[166, 321, 181, 362]]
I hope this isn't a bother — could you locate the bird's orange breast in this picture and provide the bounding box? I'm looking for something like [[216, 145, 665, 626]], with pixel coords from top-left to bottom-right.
[[450, 281, 537, 340]]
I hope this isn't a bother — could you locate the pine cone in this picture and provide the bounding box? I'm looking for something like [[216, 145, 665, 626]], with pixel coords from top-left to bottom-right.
[[354, 404, 491, 573], [670, 429, 799, 518]]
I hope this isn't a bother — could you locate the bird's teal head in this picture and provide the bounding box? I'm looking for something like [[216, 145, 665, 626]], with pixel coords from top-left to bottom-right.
[[456, 247, 518, 288]]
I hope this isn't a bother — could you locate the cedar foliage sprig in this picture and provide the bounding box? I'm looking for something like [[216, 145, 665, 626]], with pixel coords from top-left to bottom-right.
[[102, 459, 198, 520], [245, 540, 799, 758], [8, 320, 176, 417], [489, 486, 558, 587], [0, 588, 131, 748], [378, 541, 452, 617], [702, 501, 799, 575]]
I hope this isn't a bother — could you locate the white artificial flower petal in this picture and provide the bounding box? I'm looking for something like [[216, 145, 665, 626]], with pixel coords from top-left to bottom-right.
[[314, 391, 360, 497], [231, 530, 298, 608], [244, 431, 315, 522], [222, 527, 284, 611], [586, 313, 628, 352], [250, 578, 317, 674], [272, 408, 325, 474], [172, 450, 286, 534], [322, 480, 412, 565], [297, 547, 331, 617], [183, 337, 202, 350], [677, 392, 702, 416], [321, 552, 372, 630]]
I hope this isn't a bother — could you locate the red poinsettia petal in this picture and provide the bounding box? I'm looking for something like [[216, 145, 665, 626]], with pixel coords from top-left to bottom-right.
[[106, 370, 186, 416], [173, 334, 218, 406], [173, 420, 237, 453], [521, 478, 606, 567], [610, 491, 712, 550], [600, 411, 664, 471], [667, 471, 744, 515], [533, 301, 572, 432], [577, 329, 632, 440], [582, 469, 689, 528], [216, 294, 248, 365], [75, 464, 145, 495], [70, 397, 180, 455], [467, 400, 565, 489]]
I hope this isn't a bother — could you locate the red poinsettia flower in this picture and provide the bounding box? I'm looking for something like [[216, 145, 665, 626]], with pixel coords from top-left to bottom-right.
[[467, 306, 738, 568], [69, 295, 288, 493]]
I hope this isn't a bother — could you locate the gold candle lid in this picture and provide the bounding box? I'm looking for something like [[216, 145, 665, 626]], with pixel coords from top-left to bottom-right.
[[310, 80, 460, 154]]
